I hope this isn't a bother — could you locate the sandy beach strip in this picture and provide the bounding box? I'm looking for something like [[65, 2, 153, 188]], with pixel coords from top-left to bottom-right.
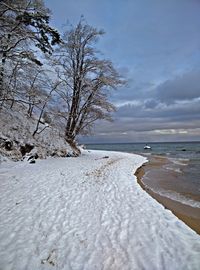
[[135, 155, 200, 235]]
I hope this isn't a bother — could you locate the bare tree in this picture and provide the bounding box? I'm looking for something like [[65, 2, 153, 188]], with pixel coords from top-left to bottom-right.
[[53, 19, 124, 152], [0, 0, 61, 100], [32, 76, 62, 137]]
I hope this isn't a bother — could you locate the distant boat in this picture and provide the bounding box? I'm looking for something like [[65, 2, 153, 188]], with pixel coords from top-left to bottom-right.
[[144, 145, 151, 150]]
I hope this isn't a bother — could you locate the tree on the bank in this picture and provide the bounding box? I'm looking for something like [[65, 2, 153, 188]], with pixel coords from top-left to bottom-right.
[[0, 0, 61, 102], [53, 20, 124, 152]]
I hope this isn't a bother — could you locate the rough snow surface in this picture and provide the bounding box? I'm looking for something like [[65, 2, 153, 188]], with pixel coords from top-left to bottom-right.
[[0, 150, 199, 270], [0, 105, 71, 161]]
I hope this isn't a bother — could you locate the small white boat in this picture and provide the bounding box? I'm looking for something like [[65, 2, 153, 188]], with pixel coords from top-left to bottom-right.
[[144, 145, 151, 150]]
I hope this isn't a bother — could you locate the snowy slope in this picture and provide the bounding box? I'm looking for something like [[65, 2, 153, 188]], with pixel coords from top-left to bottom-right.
[[0, 105, 71, 161], [0, 150, 199, 270]]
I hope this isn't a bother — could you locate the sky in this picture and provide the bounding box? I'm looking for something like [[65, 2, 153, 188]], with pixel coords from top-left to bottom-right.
[[45, 0, 200, 143]]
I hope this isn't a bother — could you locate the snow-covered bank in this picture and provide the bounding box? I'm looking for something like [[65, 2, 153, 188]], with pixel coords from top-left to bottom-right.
[[0, 105, 72, 162], [0, 150, 199, 270]]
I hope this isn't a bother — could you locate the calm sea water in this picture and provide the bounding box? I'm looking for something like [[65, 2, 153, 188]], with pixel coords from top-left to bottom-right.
[[86, 141, 200, 158], [86, 142, 200, 207]]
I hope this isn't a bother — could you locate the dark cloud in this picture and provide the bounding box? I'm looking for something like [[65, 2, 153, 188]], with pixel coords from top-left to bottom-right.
[[116, 98, 200, 120], [155, 71, 200, 104], [111, 81, 154, 104], [144, 99, 158, 109], [80, 94, 200, 142]]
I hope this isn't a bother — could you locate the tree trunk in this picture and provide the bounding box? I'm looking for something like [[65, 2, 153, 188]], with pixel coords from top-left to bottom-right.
[[65, 136, 81, 156], [0, 54, 6, 98]]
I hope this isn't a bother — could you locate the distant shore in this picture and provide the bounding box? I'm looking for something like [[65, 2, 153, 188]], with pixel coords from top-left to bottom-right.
[[135, 155, 200, 235]]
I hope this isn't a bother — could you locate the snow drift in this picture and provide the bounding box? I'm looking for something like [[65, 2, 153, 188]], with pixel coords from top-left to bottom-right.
[[0, 150, 199, 270]]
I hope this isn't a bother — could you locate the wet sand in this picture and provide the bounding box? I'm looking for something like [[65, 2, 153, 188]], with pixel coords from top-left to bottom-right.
[[135, 155, 200, 235]]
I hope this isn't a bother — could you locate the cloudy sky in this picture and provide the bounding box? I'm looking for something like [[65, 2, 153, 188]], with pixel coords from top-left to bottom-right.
[[45, 0, 200, 143]]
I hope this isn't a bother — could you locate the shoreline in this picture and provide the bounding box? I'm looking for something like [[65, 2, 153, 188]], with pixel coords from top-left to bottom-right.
[[135, 155, 200, 235]]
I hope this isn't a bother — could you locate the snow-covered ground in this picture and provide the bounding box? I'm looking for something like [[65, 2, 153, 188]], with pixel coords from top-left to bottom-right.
[[0, 150, 199, 270], [0, 105, 72, 161]]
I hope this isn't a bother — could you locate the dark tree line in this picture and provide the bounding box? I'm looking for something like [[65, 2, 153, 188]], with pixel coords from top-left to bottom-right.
[[0, 1, 124, 154]]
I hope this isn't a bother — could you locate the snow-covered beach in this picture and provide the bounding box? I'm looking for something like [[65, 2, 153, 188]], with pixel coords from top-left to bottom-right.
[[0, 150, 200, 270]]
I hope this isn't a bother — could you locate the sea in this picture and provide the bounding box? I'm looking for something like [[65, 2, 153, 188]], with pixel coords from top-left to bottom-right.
[[86, 141, 200, 208]]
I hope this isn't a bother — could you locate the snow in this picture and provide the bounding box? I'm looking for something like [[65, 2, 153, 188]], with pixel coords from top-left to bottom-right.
[[0, 104, 72, 161], [0, 150, 199, 270]]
